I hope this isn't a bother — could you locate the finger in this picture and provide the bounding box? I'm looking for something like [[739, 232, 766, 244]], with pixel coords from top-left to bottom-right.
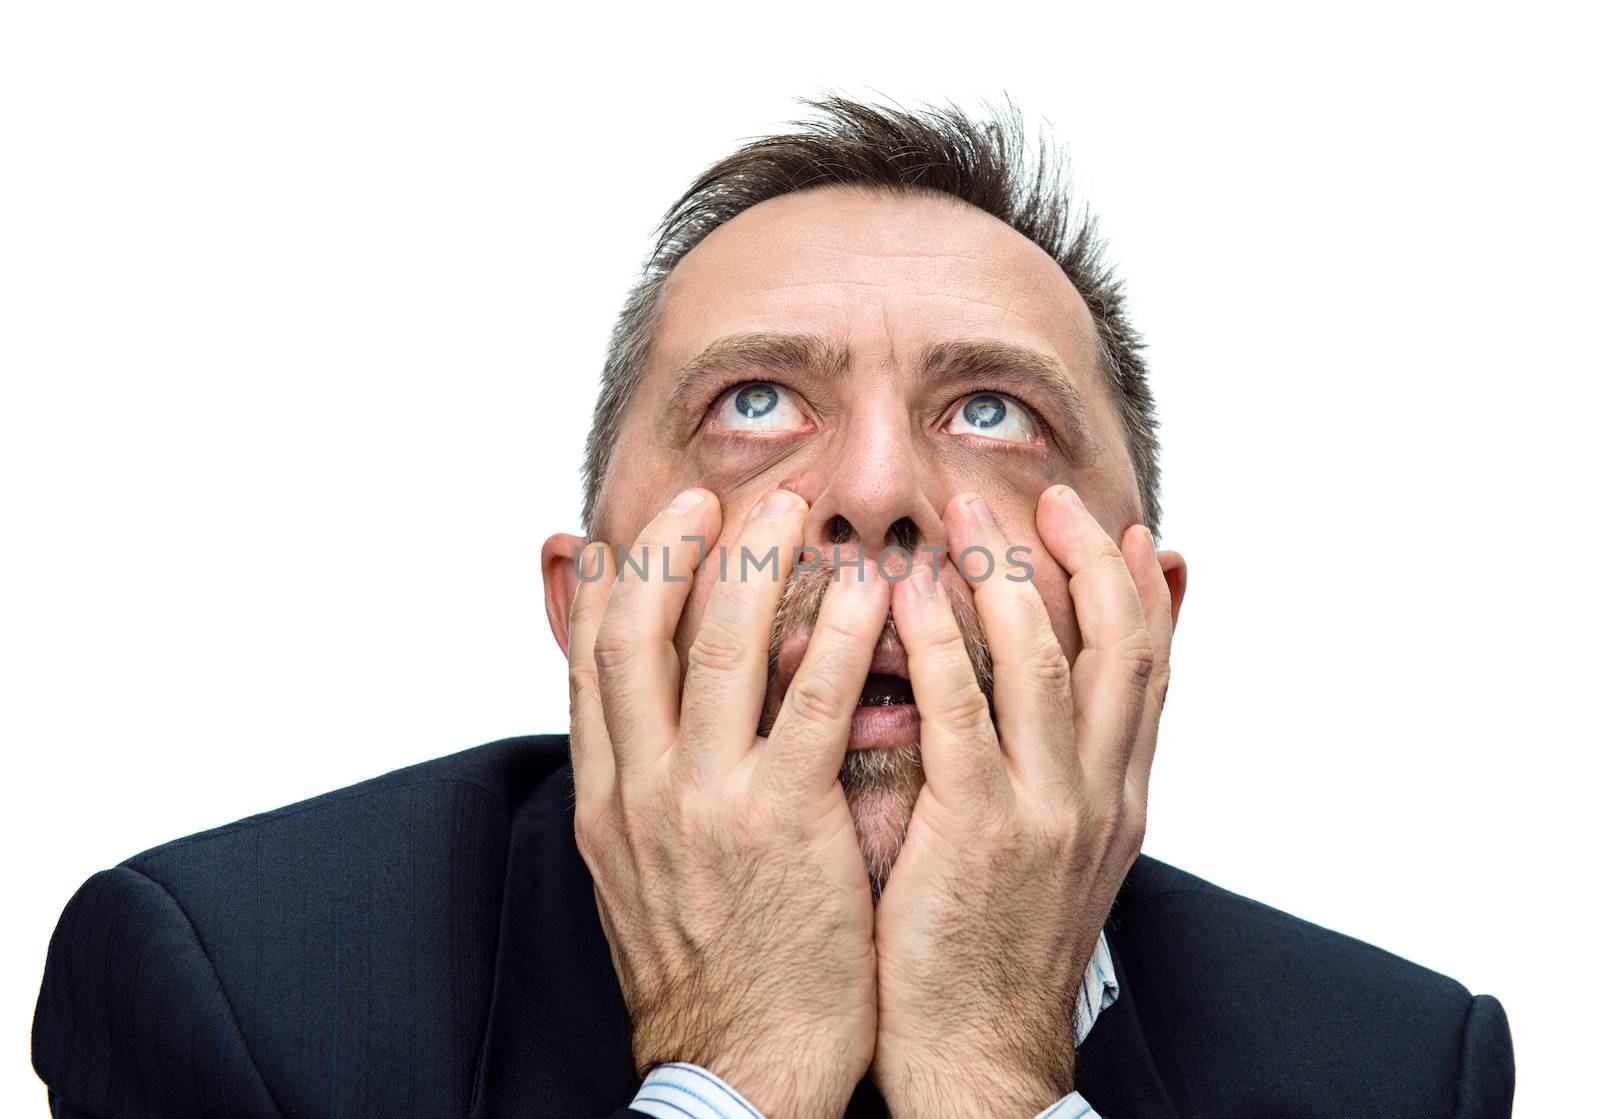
[[1121, 523, 1174, 795], [761, 558, 891, 800], [1035, 484, 1153, 781], [567, 540, 618, 797], [677, 489, 808, 775], [592, 488, 722, 773], [945, 493, 1080, 789], [890, 561, 1008, 809]]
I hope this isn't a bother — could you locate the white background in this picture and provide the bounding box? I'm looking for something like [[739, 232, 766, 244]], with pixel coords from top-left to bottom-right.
[[3, 3, 1594, 1114]]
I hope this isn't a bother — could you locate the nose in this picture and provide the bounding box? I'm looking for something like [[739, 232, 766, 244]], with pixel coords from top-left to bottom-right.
[[803, 412, 944, 566]]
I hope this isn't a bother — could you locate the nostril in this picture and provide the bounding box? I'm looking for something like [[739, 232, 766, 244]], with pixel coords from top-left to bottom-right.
[[888, 516, 919, 553], [821, 514, 920, 551]]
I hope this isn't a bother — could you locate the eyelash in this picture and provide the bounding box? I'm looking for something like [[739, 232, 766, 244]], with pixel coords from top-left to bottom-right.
[[700, 377, 812, 433], [699, 379, 1055, 445], [942, 391, 1050, 444]]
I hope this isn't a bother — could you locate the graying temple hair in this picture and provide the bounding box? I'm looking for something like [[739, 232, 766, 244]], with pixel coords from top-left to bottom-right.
[[579, 95, 1163, 538]]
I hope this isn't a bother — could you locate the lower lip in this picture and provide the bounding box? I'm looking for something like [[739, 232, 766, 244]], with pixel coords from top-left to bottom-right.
[[848, 704, 920, 750]]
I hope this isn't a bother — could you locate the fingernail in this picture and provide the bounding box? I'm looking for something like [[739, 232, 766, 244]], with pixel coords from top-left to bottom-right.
[[910, 565, 937, 598], [757, 490, 797, 519], [968, 496, 995, 526], [1058, 486, 1087, 513], [667, 490, 703, 513]]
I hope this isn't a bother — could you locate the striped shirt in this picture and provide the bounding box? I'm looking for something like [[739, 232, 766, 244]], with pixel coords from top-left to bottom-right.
[[629, 930, 1119, 1119]]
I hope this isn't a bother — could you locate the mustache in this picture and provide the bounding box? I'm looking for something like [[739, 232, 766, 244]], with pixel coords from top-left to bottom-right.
[[762, 559, 993, 903], [764, 560, 994, 708]]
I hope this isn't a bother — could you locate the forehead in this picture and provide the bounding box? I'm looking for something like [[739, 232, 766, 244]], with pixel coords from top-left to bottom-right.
[[652, 185, 1105, 385]]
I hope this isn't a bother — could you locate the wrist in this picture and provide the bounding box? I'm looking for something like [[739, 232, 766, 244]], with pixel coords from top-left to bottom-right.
[[705, 1053, 857, 1119], [639, 1036, 863, 1119], [874, 1053, 1069, 1119]]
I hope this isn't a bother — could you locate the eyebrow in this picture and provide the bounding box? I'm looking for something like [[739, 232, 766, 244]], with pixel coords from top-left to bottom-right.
[[920, 338, 1098, 458], [663, 332, 850, 413]]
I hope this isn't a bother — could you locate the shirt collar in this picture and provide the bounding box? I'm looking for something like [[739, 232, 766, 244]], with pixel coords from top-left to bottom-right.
[[1074, 930, 1119, 1047]]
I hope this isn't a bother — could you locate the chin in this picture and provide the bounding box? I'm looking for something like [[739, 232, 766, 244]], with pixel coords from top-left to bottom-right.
[[839, 744, 925, 900]]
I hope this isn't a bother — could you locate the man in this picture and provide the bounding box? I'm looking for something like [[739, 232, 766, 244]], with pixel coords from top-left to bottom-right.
[[33, 98, 1514, 1118]]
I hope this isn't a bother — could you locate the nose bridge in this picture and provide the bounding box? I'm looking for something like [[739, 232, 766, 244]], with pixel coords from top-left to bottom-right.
[[806, 407, 941, 559]]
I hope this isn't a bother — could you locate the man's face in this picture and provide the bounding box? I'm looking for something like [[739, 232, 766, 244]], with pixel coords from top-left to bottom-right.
[[551, 185, 1151, 887]]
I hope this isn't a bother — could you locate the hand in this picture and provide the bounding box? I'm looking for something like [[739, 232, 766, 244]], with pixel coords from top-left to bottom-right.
[[871, 485, 1174, 1117], [566, 488, 886, 1119]]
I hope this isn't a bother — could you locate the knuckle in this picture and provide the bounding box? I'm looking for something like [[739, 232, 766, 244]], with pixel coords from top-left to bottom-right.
[[1019, 638, 1071, 690], [616, 798, 672, 867], [983, 813, 1028, 855], [1120, 801, 1148, 855], [1078, 792, 1121, 841], [687, 617, 747, 676], [572, 800, 614, 862], [732, 793, 790, 844], [813, 609, 877, 650], [1150, 661, 1173, 709], [614, 778, 661, 829], [924, 623, 970, 659], [921, 624, 981, 686], [935, 684, 992, 736], [617, 542, 667, 579], [567, 660, 601, 699], [785, 674, 851, 725], [1030, 789, 1077, 842], [591, 623, 634, 675], [1116, 628, 1157, 683], [1030, 774, 1078, 819], [1090, 537, 1127, 571], [673, 786, 718, 836], [958, 797, 1014, 850]]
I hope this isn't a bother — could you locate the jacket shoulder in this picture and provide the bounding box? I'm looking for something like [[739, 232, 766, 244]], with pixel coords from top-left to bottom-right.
[[124, 732, 571, 867], [34, 733, 575, 1118], [1113, 855, 1514, 1117]]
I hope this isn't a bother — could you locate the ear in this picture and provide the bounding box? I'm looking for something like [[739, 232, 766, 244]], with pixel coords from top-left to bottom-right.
[[1154, 548, 1188, 632], [541, 532, 589, 658]]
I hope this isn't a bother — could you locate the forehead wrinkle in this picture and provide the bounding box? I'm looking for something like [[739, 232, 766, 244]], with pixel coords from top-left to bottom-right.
[[921, 338, 1101, 461]]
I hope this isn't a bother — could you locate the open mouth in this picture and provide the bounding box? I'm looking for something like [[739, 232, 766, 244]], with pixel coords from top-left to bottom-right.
[[774, 631, 921, 749], [857, 671, 914, 708]]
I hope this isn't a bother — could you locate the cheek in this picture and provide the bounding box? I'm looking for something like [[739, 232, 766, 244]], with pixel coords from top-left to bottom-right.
[[683, 437, 816, 510]]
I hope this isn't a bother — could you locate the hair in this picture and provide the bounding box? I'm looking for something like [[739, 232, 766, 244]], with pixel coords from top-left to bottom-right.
[[579, 95, 1163, 539]]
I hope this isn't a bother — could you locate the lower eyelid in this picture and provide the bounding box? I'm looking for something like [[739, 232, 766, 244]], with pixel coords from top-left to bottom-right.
[[710, 412, 812, 435]]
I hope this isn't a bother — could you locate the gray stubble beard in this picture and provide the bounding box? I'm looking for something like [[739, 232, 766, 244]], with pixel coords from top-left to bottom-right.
[[759, 562, 995, 901]]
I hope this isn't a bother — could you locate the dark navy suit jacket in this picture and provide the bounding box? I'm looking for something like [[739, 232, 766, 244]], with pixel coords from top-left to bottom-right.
[[33, 735, 1514, 1117]]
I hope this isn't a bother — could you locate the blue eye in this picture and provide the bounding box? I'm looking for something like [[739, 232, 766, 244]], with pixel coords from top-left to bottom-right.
[[711, 382, 810, 433], [735, 384, 779, 419], [963, 394, 1006, 429], [946, 392, 1037, 443]]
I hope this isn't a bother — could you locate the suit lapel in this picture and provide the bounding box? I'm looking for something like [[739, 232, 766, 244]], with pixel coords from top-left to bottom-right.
[[472, 763, 641, 1116]]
